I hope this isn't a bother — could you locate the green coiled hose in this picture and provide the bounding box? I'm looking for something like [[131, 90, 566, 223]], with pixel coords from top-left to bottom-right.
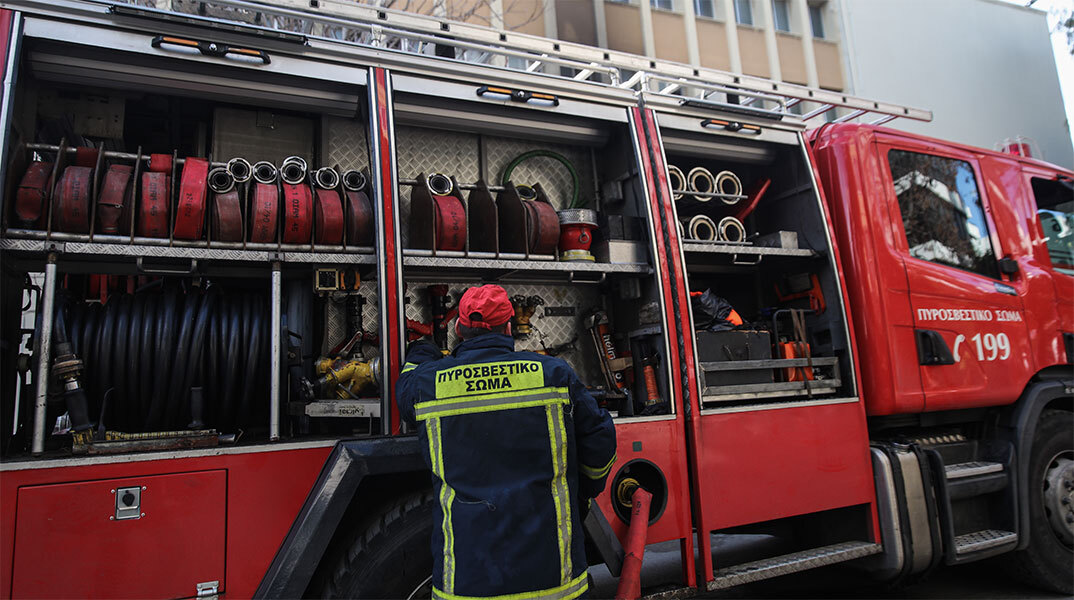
[[500, 149, 584, 209]]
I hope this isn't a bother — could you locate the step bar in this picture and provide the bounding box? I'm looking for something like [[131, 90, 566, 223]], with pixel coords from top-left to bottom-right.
[[707, 541, 881, 590], [954, 530, 1017, 555]]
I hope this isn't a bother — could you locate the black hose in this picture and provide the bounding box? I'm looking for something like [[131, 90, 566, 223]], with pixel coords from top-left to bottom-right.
[[147, 292, 177, 429], [139, 295, 157, 419], [166, 291, 201, 427], [112, 294, 131, 428], [126, 295, 144, 428], [96, 297, 117, 423]]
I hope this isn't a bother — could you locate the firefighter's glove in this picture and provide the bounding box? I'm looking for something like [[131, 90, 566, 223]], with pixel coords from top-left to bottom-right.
[[405, 338, 444, 365]]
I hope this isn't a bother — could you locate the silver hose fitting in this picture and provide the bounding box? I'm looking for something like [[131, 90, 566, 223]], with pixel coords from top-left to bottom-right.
[[313, 167, 340, 190], [718, 216, 746, 243], [342, 170, 367, 192], [427, 173, 454, 196], [668, 165, 686, 201], [281, 156, 308, 185], [714, 170, 743, 204], [207, 167, 235, 194], [688, 167, 715, 202], [253, 161, 278, 185], [227, 157, 252, 184], [686, 215, 717, 241]]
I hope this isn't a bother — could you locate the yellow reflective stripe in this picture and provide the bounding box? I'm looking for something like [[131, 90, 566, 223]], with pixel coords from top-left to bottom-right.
[[427, 417, 455, 593], [435, 360, 544, 398], [401, 362, 418, 374], [414, 387, 569, 421], [431, 571, 588, 600], [580, 453, 617, 480], [546, 404, 572, 584]]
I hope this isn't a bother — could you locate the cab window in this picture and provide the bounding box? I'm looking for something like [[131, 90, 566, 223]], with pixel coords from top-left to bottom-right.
[[887, 150, 998, 279], [1031, 176, 1074, 276]]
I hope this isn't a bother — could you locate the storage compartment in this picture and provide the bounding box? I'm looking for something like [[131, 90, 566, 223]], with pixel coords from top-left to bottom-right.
[[393, 90, 674, 420], [0, 33, 384, 457], [12, 470, 227, 599], [663, 125, 855, 408]]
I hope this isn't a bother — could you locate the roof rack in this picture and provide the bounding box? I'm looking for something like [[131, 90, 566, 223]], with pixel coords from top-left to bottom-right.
[[106, 0, 932, 125]]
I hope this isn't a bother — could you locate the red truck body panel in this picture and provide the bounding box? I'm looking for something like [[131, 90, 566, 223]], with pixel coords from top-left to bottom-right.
[[812, 124, 1072, 416], [1, 445, 332, 599]]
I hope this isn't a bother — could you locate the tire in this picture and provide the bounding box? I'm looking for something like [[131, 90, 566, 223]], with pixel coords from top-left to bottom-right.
[[1001, 409, 1073, 595], [319, 490, 435, 599]]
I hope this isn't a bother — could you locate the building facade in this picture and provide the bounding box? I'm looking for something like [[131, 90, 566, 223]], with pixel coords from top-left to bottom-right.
[[446, 0, 1071, 168]]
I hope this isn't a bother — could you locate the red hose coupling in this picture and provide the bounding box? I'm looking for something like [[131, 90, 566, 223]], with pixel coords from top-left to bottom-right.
[[314, 187, 344, 245], [282, 182, 313, 243], [250, 183, 279, 243], [52, 166, 93, 233], [138, 171, 170, 238], [96, 164, 133, 235], [211, 189, 243, 242], [557, 208, 598, 262], [173, 157, 209, 240], [14, 161, 52, 228]]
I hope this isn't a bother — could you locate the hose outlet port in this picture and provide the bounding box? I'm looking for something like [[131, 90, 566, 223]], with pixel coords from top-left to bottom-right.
[[427, 173, 454, 196], [207, 167, 235, 194], [610, 459, 668, 525], [342, 170, 367, 192]]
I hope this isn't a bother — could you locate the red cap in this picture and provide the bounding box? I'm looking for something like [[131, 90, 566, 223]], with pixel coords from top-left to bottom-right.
[[457, 284, 514, 330]]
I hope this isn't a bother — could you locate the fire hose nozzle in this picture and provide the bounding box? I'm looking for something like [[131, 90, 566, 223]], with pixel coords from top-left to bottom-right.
[[227, 157, 253, 183], [511, 294, 543, 337], [253, 161, 278, 184], [281, 156, 308, 185], [342, 170, 367, 192], [314, 167, 340, 190], [208, 167, 236, 194], [427, 173, 454, 196]]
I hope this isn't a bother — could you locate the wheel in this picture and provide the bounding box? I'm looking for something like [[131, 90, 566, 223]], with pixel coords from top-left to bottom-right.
[[1002, 409, 1073, 594], [319, 490, 435, 599]]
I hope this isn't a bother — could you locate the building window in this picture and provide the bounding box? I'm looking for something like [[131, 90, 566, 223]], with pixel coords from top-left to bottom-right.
[[809, 3, 825, 38], [652, 0, 674, 10], [1031, 177, 1074, 275], [694, 0, 715, 18], [887, 150, 998, 278], [734, 0, 753, 25], [772, 0, 791, 32]]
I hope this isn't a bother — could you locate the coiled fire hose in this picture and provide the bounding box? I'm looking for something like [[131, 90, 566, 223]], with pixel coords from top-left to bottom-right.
[[501, 149, 583, 209], [313, 167, 345, 245], [60, 286, 268, 433], [53, 166, 92, 233], [251, 161, 279, 243], [96, 165, 133, 235], [14, 162, 53, 228], [343, 170, 374, 246], [174, 157, 210, 240]]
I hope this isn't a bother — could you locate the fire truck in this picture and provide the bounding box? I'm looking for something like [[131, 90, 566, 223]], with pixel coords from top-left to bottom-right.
[[0, 0, 1070, 597]]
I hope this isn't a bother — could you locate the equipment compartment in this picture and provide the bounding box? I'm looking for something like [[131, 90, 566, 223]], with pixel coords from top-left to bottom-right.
[[392, 89, 676, 420], [663, 125, 855, 408], [0, 29, 385, 458]]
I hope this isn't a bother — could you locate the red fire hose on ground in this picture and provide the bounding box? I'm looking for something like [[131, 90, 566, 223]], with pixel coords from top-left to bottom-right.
[[615, 486, 653, 600]]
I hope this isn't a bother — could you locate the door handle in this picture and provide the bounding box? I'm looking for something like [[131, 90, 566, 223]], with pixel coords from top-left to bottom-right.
[[152, 35, 271, 65], [915, 329, 955, 365]]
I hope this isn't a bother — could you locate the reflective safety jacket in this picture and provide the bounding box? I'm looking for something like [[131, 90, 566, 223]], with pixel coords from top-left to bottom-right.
[[397, 334, 617, 600]]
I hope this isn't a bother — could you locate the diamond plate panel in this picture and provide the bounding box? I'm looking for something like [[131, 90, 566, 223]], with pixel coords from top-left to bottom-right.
[[403, 281, 603, 385], [324, 116, 370, 172], [485, 137, 595, 212]]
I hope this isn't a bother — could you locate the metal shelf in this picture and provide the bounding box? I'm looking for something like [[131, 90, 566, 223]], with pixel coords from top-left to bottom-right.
[[701, 378, 842, 403], [0, 238, 376, 264], [402, 252, 651, 274], [682, 241, 818, 258], [402, 255, 651, 274]]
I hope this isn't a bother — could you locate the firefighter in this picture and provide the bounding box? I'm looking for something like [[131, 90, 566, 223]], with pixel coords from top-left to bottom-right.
[[397, 284, 617, 600]]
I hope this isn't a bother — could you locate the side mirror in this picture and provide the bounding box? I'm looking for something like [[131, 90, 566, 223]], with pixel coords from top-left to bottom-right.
[[998, 257, 1019, 275]]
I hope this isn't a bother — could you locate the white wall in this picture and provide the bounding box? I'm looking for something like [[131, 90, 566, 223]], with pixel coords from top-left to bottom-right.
[[838, 0, 1073, 169]]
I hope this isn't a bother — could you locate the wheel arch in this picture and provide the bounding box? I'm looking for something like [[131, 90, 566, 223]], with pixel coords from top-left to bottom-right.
[[254, 436, 427, 599], [999, 370, 1074, 551]]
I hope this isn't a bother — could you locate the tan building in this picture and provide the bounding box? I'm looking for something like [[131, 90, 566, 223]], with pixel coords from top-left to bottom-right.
[[421, 0, 845, 94]]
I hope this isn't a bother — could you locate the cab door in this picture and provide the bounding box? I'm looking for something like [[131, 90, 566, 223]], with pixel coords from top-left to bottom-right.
[[876, 135, 1033, 412]]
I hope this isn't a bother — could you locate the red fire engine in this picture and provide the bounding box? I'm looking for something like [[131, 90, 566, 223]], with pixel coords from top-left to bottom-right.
[[0, 1, 1069, 598]]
